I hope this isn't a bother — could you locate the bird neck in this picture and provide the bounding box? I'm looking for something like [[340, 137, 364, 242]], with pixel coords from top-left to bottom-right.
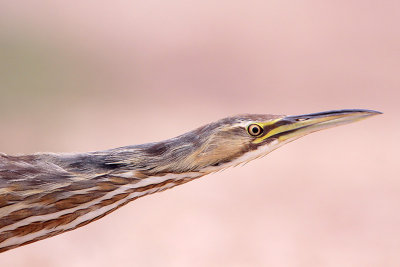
[[0, 152, 206, 252]]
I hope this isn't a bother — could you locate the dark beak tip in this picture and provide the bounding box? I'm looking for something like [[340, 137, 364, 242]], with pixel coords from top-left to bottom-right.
[[334, 109, 382, 115], [372, 110, 383, 115], [361, 109, 383, 116]]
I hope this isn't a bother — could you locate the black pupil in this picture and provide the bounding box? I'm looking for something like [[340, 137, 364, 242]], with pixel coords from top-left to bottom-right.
[[252, 126, 259, 134]]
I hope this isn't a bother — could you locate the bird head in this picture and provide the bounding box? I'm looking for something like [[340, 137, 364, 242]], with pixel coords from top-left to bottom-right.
[[119, 109, 381, 175]]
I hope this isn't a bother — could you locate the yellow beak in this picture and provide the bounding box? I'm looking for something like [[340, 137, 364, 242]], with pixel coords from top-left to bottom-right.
[[255, 109, 382, 144]]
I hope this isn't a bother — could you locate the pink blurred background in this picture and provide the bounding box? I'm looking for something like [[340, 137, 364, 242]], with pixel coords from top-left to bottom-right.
[[0, 1, 399, 266]]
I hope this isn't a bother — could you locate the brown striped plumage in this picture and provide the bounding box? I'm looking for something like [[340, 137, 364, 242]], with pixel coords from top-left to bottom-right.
[[0, 110, 381, 253]]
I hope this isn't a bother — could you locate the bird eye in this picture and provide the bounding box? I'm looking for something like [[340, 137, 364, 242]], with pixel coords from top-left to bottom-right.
[[247, 124, 263, 136]]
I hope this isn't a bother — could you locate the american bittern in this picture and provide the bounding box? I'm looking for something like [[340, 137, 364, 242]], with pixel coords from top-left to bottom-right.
[[0, 109, 380, 252]]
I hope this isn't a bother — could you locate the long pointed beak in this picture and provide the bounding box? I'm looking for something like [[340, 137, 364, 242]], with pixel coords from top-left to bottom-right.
[[256, 109, 382, 143]]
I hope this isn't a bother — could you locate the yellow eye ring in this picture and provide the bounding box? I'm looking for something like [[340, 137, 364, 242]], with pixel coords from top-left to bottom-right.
[[247, 124, 263, 137]]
